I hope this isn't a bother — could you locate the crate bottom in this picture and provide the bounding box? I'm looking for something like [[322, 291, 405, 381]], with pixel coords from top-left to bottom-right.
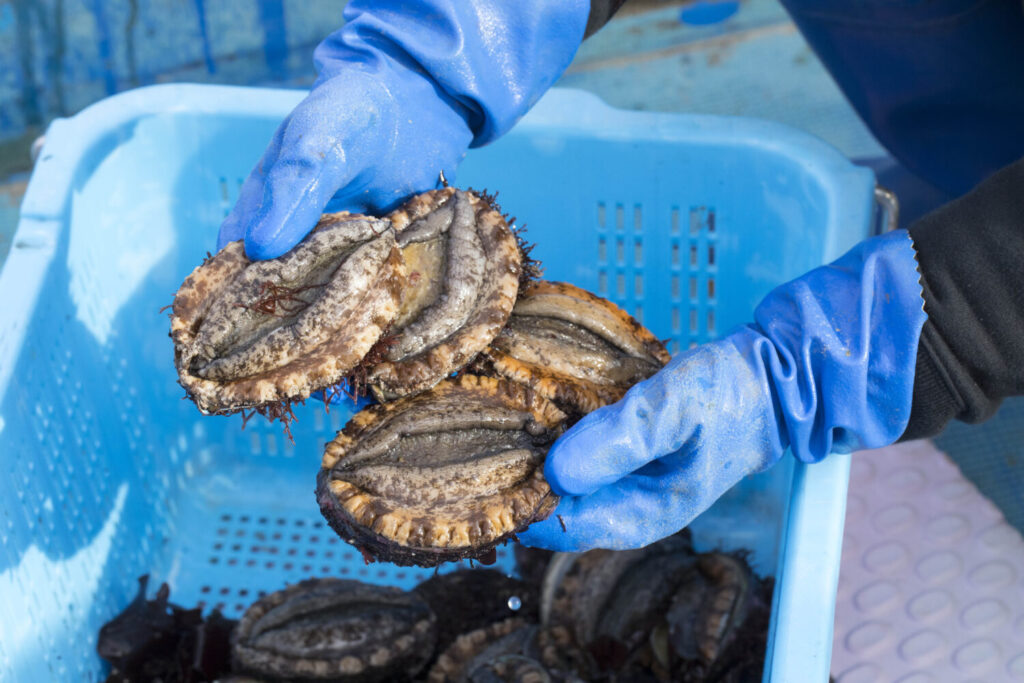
[[157, 458, 518, 620]]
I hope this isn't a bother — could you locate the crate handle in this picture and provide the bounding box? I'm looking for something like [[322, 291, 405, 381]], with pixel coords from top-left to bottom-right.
[[873, 185, 899, 234], [30, 135, 46, 165]]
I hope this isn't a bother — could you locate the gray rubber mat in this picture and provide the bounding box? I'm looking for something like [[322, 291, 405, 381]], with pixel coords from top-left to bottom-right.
[[833, 439, 1024, 681]]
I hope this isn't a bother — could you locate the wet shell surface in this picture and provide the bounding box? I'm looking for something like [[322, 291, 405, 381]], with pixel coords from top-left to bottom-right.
[[366, 189, 523, 401], [316, 375, 566, 567], [426, 618, 566, 683], [666, 552, 760, 669], [413, 569, 540, 659], [477, 281, 670, 415], [537, 532, 770, 681], [231, 578, 436, 682], [171, 214, 405, 416]]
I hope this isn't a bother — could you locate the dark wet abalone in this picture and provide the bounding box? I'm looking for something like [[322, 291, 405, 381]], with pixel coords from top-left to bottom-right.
[[536, 533, 771, 682], [98, 576, 235, 683], [663, 552, 771, 681], [477, 281, 670, 415], [171, 214, 405, 416], [536, 534, 698, 677], [365, 189, 524, 401], [427, 619, 576, 683], [231, 578, 436, 682], [316, 375, 566, 567], [413, 569, 540, 658]]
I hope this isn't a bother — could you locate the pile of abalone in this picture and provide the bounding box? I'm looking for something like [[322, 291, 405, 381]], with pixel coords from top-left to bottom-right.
[[99, 533, 773, 682], [170, 188, 671, 566]]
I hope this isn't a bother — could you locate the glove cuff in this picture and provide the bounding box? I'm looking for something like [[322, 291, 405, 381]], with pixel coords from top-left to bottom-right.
[[753, 229, 927, 462], [324, 0, 590, 146]]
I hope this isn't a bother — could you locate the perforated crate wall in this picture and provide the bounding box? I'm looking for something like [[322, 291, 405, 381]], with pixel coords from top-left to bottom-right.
[[0, 85, 872, 682]]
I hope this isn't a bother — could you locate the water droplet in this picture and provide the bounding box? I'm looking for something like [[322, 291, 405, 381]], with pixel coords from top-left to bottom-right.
[[507, 596, 522, 611]]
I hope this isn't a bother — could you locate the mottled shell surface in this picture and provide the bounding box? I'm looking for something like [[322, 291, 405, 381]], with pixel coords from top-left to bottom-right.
[[478, 281, 670, 415], [231, 578, 436, 682], [171, 215, 405, 415], [366, 189, 523, 401], [316, 375, 566, 567]]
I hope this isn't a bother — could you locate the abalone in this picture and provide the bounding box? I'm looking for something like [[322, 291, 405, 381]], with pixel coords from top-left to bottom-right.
[[316, 375, 566, 567], [171, 214, 405, 417], [476, 281, 670, 415], [664, 552, 770, 680], [365, 189, 525, 401], [427, 619, 576, 683], [536, 535, 698, 677], [413, 569, 540, 658], [231, 578, 436, 682], [536, 533, 772, 681]]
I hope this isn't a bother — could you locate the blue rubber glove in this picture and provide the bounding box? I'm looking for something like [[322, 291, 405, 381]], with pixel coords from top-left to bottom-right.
[[517, 230, 927, 551], [217, 0, 590, 260]]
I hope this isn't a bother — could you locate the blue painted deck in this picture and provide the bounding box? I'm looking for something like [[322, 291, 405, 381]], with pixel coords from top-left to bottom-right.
[[0, 0, 332, 141], [565, 0, 884, 159]]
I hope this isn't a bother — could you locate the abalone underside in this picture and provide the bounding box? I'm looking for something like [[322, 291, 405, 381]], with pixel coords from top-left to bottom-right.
[[316, 375, 566, 567], [536, 531, 768, 680], [366, 189, 523, 401]]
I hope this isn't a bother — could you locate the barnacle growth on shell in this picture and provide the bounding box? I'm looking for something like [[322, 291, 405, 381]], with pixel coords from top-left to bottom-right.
[[170, 188, 532, 433], [475, 281, 671, 415], [316, 375, 566, 567], [170, 213, 405, 419]]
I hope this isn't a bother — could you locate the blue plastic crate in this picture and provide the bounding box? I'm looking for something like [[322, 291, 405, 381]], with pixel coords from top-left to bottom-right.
[[0, 84, 875, 682]]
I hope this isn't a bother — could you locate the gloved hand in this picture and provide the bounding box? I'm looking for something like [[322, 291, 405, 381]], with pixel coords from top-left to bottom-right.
[[517, 230, 927, 552], [217, 0, 590, 260]]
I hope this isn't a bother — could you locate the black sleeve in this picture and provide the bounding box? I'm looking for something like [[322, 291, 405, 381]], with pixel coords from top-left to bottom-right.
[[901, 157, 1024, 440], [585, 0, 628, 38]]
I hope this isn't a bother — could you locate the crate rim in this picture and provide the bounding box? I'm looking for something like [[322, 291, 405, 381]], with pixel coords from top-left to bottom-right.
[[19, 83, 869, 222]]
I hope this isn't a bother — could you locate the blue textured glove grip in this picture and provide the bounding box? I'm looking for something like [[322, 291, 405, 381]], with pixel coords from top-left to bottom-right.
[[518, 231, 926, 552]]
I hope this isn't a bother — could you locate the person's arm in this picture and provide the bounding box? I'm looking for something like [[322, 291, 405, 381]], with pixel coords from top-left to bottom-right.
[[903, 157, 1024, 438], [778, 0, 1024, 198], [217, 0, 591, 260], [585, 0, 627, 38]]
